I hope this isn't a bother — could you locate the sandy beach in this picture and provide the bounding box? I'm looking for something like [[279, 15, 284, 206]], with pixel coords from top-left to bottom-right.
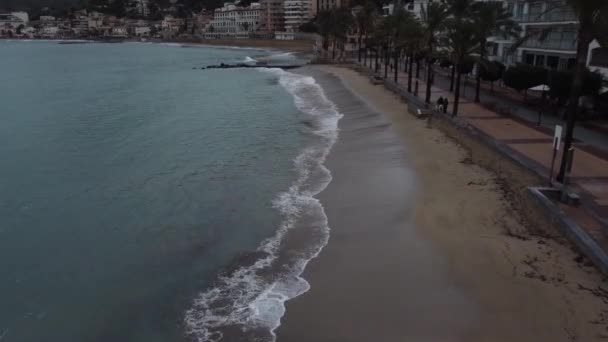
[[276, 66, 608, 341]]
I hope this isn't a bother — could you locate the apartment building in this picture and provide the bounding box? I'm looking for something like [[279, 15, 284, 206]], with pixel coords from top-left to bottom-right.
[[319, 0, 349, 11], [0, 12, 29, 36], [261, 0, 284, 32], [208, 2, 264, 37], [283, 0, 316, 33], [482, 1, 577, 71]]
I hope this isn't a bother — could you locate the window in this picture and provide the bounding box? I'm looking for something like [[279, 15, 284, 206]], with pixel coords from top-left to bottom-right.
[[590, 48, 608, 67], [535, 55, 545, 67], [515, 2, 524, 18], [547, 55, 559, 69], [507, 2, 514, 16], [524, 53, 534, 65], [567, 58, 576, 70]]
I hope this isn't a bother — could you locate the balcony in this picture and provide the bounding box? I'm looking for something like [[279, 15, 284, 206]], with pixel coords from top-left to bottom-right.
[[514, 10, 577, 23], [520, 38, 577, 51]]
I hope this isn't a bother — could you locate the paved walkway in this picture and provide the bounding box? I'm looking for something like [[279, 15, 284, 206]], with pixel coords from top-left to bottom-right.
[[431, 68, 608, 152], [357, 60, 608, 253]]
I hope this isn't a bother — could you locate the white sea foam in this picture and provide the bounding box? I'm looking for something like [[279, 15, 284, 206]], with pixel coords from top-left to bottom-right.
[[265, 52, 296, 61], [243, 56, 258, 64], [184, 68, 342, 342]]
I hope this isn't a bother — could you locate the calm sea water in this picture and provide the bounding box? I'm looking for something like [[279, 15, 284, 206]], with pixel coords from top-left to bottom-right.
[[0, 41, 340, 342]]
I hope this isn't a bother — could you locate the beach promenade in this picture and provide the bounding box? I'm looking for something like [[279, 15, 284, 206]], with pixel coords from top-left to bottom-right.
[[360, 61, 608, 262]]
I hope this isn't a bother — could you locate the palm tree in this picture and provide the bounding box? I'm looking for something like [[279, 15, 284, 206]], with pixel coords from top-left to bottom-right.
[[420, 1, 449, 104], [553, 0, 607, 180], [444, 0, 476, 94], [445, 18, 478, 116], [332, 7, 355, 60], [371, 18, 391, 74], [408, 34, 424, 93], [355, 1, 378, 63], [316, 10, 334, 57], [391, 8, 422, 83], [471, 1, 519, 103]]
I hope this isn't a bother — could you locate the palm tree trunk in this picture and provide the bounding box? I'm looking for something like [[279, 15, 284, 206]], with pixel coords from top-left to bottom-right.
[[364, 47, 367, 66], [425, 58, 433, 104], [408, 53, 414, 92], [332, 40, 336, 60], [557, 20, 593, 181], [394, 48, 399, 83], [450, 64, 456, 92], [416, 57, 421, 79], [358, 34, 362, 62], [384, 47, 389, 79], [375, 48, 379, 73], [475, 45, 485, 103], [475, 65, 481, 102], [453, 59, 463, 117]]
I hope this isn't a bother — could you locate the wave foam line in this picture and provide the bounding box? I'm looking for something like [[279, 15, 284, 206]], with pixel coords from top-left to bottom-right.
[[184, 68, 342, 342]]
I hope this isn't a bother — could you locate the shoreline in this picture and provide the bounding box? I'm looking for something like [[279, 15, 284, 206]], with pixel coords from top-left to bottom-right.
[[0, 37, 314, 52], [276, 65, 608, 341]]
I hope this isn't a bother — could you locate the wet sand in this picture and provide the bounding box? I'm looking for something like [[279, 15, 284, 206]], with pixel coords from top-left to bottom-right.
[[276, 66, 608, 342]]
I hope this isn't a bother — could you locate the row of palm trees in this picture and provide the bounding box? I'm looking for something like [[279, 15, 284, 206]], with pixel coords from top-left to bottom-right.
[[319, 0, 520, 116], [316, 0, 607, 180]]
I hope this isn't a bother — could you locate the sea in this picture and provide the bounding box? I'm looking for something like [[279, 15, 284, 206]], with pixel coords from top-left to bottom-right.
[[0, 41, 341, 342]]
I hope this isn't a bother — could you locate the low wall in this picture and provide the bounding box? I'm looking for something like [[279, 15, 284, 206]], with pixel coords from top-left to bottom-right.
[[528, 187, 608, 274]]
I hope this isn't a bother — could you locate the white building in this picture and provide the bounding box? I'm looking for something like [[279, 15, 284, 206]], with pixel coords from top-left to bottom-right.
[[481, 0, 579, 70], [383, 0, 605, 76], [71, 16, 90, 35], [0, 12, 29, 36], [587, 40, 608, 79], [382, 0, 425, 17], [207, 2, 264, 38], [135, 0, 151, 17], [39, 15, 56, 22], [162, 15, 185, 33], [134, 26, 151, 36], [111, 27, 128, 37], [41, 26, 60, 38], [283, 0, 315, 33]]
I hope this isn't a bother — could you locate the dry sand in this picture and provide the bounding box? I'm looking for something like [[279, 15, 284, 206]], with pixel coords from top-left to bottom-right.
[[276, 66, 608, 342]]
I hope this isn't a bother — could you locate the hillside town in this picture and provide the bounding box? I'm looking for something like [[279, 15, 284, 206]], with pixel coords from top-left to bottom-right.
[[0, 0, 605, 76], [0, 0, 319, 41]]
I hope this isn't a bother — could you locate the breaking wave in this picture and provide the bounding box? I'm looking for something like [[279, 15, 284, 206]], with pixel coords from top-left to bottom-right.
[[184, 68, 341, 342]]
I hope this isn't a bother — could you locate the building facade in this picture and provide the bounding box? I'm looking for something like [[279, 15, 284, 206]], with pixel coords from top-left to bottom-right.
[[380, 0, 604, 77], [261, 0, 284, 32], [483, 0, 579, 71], [319, 0, 348, 11], [0, 12, 29, 36], [208, 2, 264, 37], [283, 0, 316, 33]]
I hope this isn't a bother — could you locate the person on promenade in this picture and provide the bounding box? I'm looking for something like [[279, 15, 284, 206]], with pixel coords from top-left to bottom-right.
[[443, 98, 449, 114], [436, 97, 444, 111]]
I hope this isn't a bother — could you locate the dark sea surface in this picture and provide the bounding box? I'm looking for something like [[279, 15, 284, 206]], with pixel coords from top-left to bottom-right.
[[0, 41, 340, 342]]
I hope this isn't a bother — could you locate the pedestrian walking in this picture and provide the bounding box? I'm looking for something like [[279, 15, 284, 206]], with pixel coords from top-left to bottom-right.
[[436, 97, 444, 111]]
